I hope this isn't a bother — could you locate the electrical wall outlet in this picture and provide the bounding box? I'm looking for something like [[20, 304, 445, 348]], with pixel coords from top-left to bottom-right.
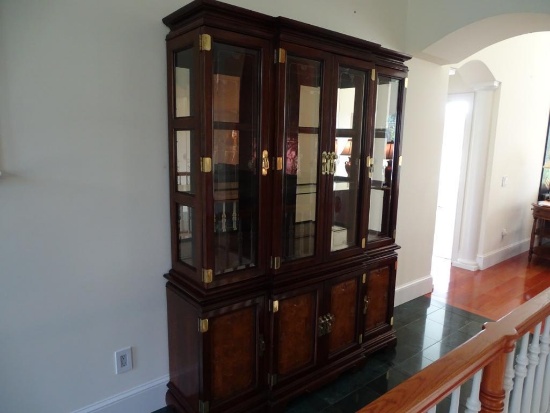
[[114, 347, 133, 374]]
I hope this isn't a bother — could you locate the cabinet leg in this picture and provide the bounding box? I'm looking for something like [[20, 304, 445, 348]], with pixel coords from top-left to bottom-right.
[[529, 217, 538, 263]]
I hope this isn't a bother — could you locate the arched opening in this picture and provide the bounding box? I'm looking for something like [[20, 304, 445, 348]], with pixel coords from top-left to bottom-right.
[[424, 22, 550, 293]]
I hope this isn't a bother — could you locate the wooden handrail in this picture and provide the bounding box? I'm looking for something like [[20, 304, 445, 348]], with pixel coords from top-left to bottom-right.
[[357, 287, 550, 413]]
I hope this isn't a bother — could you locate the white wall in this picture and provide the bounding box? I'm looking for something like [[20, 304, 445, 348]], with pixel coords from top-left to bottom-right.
[[394, 58, 450, 304], [457, 33, 550, 266], [227, 0, 407, 51], [406, 0, 550, 58], [0, 1, 182, 412]]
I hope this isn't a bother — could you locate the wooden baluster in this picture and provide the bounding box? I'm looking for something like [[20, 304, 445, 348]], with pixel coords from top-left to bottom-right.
[[465, 370, 483, 413], [450, 387, 461, 413], [480, 350, 509, 413], [539, 316, 550, 413], [508, 333, 530, 413], [521, 323, 542, 413], [503, 346, 516, 413]]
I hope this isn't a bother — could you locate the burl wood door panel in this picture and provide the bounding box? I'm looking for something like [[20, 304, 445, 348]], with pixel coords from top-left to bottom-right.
[[365, 267, 390, 331], [273, 287, 320, 381], [328, 276, 359, 356], [204, 297, 265, 406]]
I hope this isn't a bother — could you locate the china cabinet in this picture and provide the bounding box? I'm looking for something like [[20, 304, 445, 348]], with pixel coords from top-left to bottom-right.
[[162, 1, 409, 412]]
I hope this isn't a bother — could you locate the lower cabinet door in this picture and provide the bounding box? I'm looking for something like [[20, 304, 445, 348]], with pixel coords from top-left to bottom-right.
[[364, 258, 396, 338], [271, 284, 322, 386], [201, 296, 266, 411], [326, 271, 362, 360]]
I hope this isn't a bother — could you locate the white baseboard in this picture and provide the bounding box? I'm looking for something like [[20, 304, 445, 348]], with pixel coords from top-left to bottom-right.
[[394, 275, 433, 306], [477, 239, 529, 270], [452, 258, 479, 271], [72, 375, 168, 413]]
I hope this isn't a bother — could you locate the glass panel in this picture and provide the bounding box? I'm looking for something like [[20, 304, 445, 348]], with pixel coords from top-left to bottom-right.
[[212, 42, 260, 275], [331, 67, 365, 251], [176, 130, 194, 194], [283, 57, 322, 261], [177, 204, 195, 268], [175, 48, 193, 117], [369, 76, 400, 242]]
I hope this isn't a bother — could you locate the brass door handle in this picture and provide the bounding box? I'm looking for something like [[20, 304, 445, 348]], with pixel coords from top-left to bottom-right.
[[318, 313, 336, 336], [321, 151, 328, 175], [329, 152, 337, 175], [262, 150, 269, 176], [326, 313, 335, 333], [366, 156, 374, 178]]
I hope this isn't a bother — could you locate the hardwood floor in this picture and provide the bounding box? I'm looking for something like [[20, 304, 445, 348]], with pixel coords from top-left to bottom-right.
[[430, 251, 550, 320]]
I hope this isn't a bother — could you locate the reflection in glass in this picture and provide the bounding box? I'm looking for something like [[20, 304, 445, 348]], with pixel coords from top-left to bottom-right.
[[369, 76, 400, 242], [283, 57, 322, 261], [178, 204, 195, 268], [212, 42, 259, 274], [176, 131, 194, 193], [330, 67, 365, 251], [175, 48, 193, 117]]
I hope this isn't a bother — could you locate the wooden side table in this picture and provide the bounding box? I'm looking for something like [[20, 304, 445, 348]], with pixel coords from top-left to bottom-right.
[[529, 202, 550, 262]]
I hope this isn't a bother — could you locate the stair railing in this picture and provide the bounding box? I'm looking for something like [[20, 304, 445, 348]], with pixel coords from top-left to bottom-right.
[[357, 287, 550, 413]]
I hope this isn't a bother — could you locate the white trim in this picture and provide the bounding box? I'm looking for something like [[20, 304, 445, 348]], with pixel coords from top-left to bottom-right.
[[476, 239, 529, 270], [452, 258, 479, 271], [394, 275, 433, 306], [72, 375, 168, 413]]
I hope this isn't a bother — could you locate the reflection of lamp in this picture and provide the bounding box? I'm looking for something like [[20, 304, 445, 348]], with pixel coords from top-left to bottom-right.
[[385, 142, 394, 160], [341, 139, 352, 176], [384, 141, 394, 186]]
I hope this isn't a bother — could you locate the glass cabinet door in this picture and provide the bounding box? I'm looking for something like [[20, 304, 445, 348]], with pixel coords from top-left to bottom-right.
[[169, 34, 200, 277], [280, 53, 324, 264], [368, 75, 401, 244], [207, 36, 269, 280], [329, 64, 368, 253]]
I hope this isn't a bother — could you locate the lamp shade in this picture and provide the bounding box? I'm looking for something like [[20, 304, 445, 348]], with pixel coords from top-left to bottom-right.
[[385, 142, 394, 160], [340, 139, 352, 156]]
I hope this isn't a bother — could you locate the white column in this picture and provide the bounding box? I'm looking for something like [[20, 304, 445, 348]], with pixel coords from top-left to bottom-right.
[[454, 86, 497, 270], [509, 334, 530, 413], [450, 387, 461, 413], [503, 344, 516, 413], [521, 323, 541, 413], [539, 316, 550, 413], [465, 370, 483, 413]]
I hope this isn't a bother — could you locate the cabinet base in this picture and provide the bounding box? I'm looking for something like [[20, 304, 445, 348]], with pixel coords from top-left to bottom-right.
[[166, 330, 397, 413]]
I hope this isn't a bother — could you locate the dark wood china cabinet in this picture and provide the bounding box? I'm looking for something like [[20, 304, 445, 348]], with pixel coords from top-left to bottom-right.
[[162, 1, 409, 412]]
